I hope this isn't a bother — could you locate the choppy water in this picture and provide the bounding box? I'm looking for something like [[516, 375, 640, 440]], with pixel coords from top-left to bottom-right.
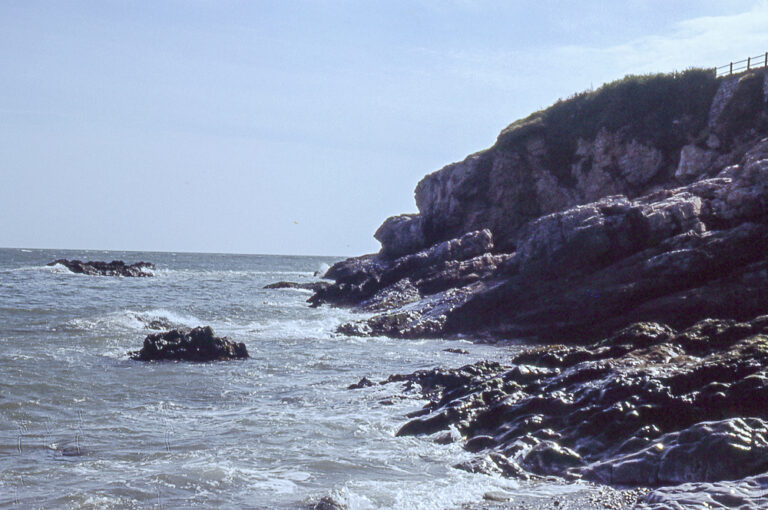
[[0, 248, 591, 509]]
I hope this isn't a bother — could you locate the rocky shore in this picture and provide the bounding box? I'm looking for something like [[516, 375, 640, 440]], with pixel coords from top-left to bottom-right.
[[361, 315, 768, 507], [309, 69, 768, 508]]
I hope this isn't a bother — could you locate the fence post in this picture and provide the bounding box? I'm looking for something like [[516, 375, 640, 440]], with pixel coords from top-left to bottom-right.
[[748, 57, 751, 70], [730, 62, 733, 74], [765, 52, 767, 68]]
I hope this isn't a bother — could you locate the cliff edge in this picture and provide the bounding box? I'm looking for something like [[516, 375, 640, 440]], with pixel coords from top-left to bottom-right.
[[311, 68, 768, 343]]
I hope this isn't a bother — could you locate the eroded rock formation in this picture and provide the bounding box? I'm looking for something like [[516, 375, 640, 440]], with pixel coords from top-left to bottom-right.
[[316, 68, 768, 507]]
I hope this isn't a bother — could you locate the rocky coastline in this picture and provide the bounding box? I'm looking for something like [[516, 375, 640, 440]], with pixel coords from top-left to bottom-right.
[[309, 69, 768, 508]]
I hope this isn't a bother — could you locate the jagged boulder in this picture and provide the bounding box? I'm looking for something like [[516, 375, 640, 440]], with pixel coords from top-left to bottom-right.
[[49, 259, 155, 277], [130, 326, 248, 361], [374, 213, 427, 258], [310, 229, 500, 309]]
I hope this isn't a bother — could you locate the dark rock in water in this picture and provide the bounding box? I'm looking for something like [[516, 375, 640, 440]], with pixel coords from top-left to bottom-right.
[[347, 377, 374, 389], [264, 280, 331, 293], [310, 229, 503, 311], [129, 326, 248, 362], [309, 495, 347, 510], [48, 259, 155, 277], [60, 445, 89, 457], [443, 348, 469, 354]]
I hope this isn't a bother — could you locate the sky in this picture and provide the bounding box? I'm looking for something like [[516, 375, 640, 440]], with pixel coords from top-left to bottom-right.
[[1, 0, 767, 256]]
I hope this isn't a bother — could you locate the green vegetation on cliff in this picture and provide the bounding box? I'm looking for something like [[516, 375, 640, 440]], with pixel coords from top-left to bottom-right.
[[496, 69, 721, 181]]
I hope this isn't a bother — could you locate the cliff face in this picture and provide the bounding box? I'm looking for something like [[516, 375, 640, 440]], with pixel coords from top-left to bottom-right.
[[386, 70, 768, 254], [312, 69, 768, 342]]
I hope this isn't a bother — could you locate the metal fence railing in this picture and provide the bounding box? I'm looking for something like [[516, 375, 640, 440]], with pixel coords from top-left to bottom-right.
[[716, 52, 768, 77]]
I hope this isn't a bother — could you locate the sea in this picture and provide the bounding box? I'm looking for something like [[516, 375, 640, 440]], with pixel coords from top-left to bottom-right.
[[0, 248, 597, 509]]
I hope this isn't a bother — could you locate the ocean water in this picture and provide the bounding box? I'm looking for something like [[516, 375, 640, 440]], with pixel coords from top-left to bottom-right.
[[0, 248, 589, 509]]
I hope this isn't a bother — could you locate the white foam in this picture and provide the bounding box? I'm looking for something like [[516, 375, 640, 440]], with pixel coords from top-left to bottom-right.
[[64, 309, 202, 333], [8, 263, 72, 274]]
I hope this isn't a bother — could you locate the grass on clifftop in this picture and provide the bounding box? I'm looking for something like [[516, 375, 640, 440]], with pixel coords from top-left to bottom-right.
[[496, 68, 721, 182]]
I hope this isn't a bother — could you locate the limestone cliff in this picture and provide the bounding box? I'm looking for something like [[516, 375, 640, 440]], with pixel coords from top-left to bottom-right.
[[384, 69, 768, 254], [312, 68, 768, 342]]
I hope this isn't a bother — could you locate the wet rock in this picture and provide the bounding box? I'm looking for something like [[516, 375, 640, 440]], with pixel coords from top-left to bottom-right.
[[347, 377, 374, 390], [129, 313, 187, 331], [264, 280, 330, 292], [48, 259, 155, 277], [522, 440, 583, 476], [637, 473, 768, 510], [382, 316, 768, 489], [60, 445, 89, 457], [129, 326, 248, 361], [310, 229, 499, 309], [443, 348, 469, 354]]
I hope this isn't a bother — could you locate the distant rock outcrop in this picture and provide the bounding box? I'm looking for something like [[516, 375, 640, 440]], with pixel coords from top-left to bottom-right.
[[130, 326, 248, 361], [49, 259, 155, 277]]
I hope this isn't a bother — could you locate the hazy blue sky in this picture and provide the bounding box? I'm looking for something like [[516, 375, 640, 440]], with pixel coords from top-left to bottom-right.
[[1, 1, 766, 255]]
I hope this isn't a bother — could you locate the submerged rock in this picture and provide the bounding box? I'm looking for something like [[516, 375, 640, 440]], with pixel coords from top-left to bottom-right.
[[130, 326, 248, 362], [49, 259, 155, 277]]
